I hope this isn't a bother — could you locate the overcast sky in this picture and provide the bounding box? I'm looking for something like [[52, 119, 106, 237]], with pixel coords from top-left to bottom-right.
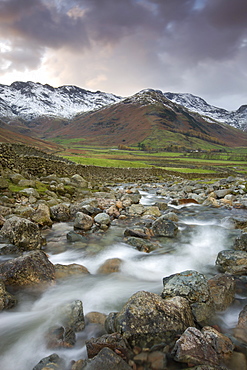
[[0, 0, 246, 110]]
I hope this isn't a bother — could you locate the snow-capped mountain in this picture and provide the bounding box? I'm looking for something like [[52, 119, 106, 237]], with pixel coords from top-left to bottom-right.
[[163, 92, 247, 131], [0, 82, 246, 132], [0, 81, 122, 120]]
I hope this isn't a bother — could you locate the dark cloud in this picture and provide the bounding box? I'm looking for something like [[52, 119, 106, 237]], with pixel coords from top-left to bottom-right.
[[0, 0, 246, 109]]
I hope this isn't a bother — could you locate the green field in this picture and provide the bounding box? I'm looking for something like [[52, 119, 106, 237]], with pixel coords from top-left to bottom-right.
[[57, 144, 247, 177]]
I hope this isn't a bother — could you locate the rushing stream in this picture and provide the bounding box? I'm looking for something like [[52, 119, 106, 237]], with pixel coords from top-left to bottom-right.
[[0, 188, 246, 369]]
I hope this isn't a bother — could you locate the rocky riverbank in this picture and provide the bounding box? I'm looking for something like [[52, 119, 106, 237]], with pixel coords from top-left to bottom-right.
[[0, 145, 247, 369]]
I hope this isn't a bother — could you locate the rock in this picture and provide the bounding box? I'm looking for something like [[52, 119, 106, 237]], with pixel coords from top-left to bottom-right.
[[85, 311, 107, 326], [214, 189, 232, 198], [154, 201, 168, 211], [207, 274, 235, 311], [234, 304, 247, 343], [105, 291, 195, 348], [31, 203, 53, 227], [46, 325, 76, 348], [123, 227, 149, 239], [0, 214, 5, 227], [106, 205, 120, 218], [178, 198, 199, 205], [234, 233, 247, 251], [9, 173, 24, 185], [94, 213, 111, 226], [151, 216, 178, 237], [78, 347, 132, 370], [55, 263, 89, 279], [18, 179, 36, 187], [0, 216, 46, 250], [128, 204, 144, 216], [19, 187, 40, 198], [216, 250, 247, 275], [33, 353, 66, 370], [172, 326, 233, 367], [66, 230, 86, 242], [86, 333, 131, 360], [0, 177, 9, 189], [74, 212, 93, 231], [97, 258, 122, 274], [0, 250, 55, 287], [162, 270, 213, 324], [71, 174, 88, 188], [125, 236, 158, 253], [227, 351, 247, 370], [142, 206, 161, 217], [50, 203, 71, 222], [15, 205, 34, 218], [201, 326, 234, 363], [0, 280, 18, 310], [162, 211, 179, 222], [58, 300, 85, 332]]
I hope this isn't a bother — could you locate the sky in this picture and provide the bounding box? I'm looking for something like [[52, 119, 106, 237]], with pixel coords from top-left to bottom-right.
[[0, 0, 247, 111]]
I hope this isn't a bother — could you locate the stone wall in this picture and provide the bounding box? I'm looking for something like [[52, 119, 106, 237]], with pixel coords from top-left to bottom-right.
[[0, 142, 224, 183]]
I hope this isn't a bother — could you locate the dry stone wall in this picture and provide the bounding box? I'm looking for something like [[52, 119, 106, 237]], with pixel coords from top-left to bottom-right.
[[0, 142, 223, 183]]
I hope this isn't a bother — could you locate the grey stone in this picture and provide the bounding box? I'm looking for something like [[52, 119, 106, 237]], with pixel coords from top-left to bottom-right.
[[74, 212, 93, 231], [216, 250, 247, 275], [151, 216, 178, 237]]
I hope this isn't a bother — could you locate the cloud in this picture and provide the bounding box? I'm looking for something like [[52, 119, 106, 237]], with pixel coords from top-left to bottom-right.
[[0, 0, 246, 109]]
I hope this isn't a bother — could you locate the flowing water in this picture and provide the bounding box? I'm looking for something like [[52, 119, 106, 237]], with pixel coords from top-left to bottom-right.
[[0, 188, 246, 369]]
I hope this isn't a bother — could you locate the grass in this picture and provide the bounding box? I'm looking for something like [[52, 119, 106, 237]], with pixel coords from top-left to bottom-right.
[[56, 143, 247, 177]]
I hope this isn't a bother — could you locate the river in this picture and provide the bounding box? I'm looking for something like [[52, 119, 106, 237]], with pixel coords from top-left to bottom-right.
[[0, 187, 246, 369]]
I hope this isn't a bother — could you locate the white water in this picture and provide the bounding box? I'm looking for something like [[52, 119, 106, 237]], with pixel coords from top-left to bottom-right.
[[0, 191, 245, 369]]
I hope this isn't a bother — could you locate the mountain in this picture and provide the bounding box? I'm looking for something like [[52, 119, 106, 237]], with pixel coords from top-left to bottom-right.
[[164, 92, 247, 131], [28, 89, 247, 148], [0, 82, 247, 149], [0, 81, 122, 121]]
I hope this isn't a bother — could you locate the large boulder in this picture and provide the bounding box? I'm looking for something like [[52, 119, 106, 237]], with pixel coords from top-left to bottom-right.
[[234, 304, 247, 343], [161, 270, 213, 324], [0, 216, 46, 251], [216, 250, 247, 275], [33, 353, 66, 370], [105, 291, 195, 348], [0, 250, 55, 287]]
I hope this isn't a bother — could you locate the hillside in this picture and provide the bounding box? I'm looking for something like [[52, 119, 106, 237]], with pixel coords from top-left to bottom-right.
[[29, 90, 247, 148], [0, 82, 247, 150]]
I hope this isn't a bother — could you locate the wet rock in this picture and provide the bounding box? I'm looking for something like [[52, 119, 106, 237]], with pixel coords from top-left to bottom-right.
[[86, 333, 131, 360], [0, 280, 18, 310], [94, 213, 111, 227], [78, 347, 132, 370], [105, 291, 195, 348], [66, 230, 87, 242], [216, 250, 247, 275], [234, 304, 247, 343], [85, 311, 107, 326], [74, 212, 93, 231], [55, 263, 89, 279], [207, 274, 235, 311], [227, 351, 247, 370], [50, 203, 70, 222], [31, 203, 53, 227], [125, 236, 158, 252], [97, 258, 122, 274], [162, 211, 179, 222], [154, 201, 168, 211], [0, 250, 55, 287], [162, 270, 213, 324], [143, 206, 161, 217], [124, 227, 149, 239], [46, 325, 76, 348], [151, 216, 178, 237], [172, 326, 233, 367], [106, 205, 120, 218], [58, 300, 85, 332], [234, 232, 247, 251], [33, 353, 66, 370], [0, 216, 46, 250], [15, 205, 34, 218]]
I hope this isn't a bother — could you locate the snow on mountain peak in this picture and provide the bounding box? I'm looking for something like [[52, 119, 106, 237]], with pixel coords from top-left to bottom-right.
[[0, 81, 122, 120]]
